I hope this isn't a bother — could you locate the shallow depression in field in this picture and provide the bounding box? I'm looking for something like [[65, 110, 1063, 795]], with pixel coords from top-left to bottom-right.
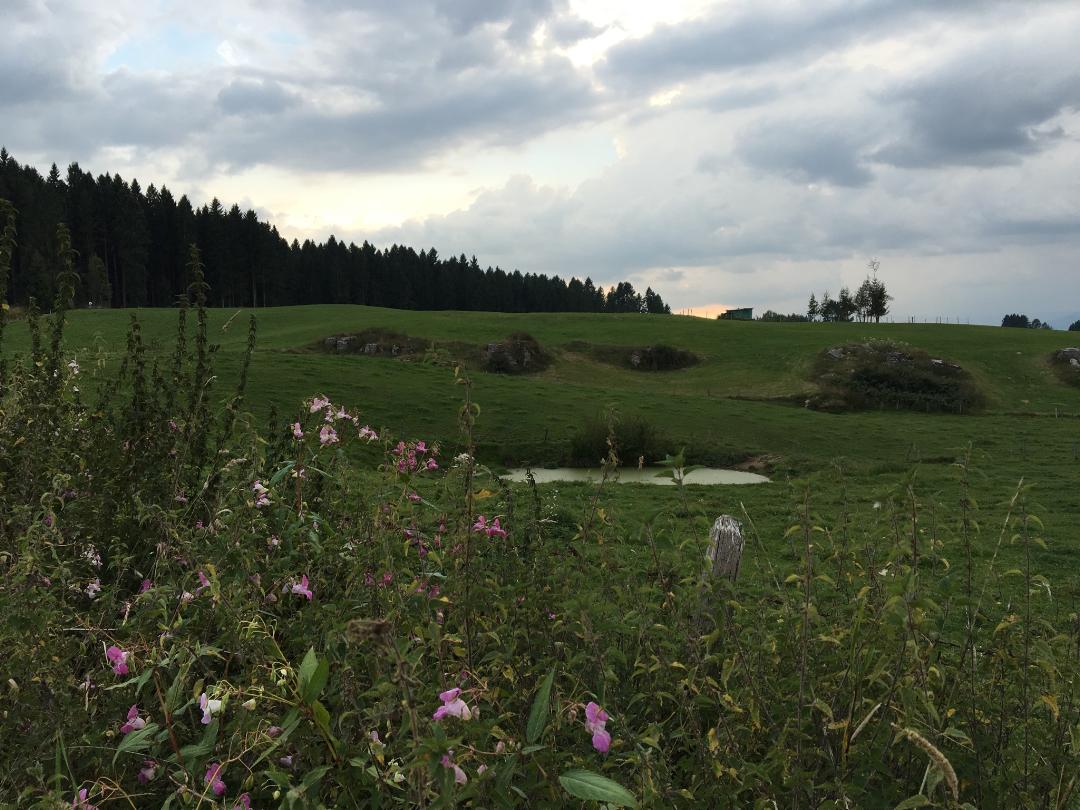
[[502, 467, 770, 485]]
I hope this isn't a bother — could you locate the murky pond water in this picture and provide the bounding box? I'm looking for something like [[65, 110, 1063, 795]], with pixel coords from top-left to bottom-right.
[[502, 467, 769, 485]]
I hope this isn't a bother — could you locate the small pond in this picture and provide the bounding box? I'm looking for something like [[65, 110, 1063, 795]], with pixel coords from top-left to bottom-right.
[[501, 467, 769, 486]]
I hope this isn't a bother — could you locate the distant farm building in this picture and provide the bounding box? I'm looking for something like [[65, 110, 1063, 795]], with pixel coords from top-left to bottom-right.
[[718, 307, 753, 321]]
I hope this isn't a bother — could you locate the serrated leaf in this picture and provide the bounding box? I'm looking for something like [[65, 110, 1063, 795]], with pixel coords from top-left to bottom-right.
[[527, 669, 556, 744], [559, 770, 637, 807]]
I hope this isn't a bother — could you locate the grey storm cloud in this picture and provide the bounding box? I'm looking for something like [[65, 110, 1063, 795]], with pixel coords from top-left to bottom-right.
[[872, 43, 1080, 168], [734, 119, 875, 187], [597, 0, 1017, 92], [217, 79, 299, 116]]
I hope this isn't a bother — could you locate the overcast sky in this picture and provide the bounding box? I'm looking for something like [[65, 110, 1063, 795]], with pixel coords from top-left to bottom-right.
[[3, 0, 1079, 323]]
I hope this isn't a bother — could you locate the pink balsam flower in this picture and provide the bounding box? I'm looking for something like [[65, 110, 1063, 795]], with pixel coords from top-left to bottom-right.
[[252, 480, 271, 508], [440, 751, 468, 785], [71, 788, 97, 810], [432, 687, 473, 721], [106, 645, 129, 676], [358, 426, 378, 441], [233, 793, 252, 810], [319, 424, 339, 445], [288, 574, 313, 600], [120, 704, 147, 734], [585, 702, 611, 753], [309, 395, 330, 413], [204, 762, 226, 796], [137, 760, 157, 784], [292, 422, 304, 439]]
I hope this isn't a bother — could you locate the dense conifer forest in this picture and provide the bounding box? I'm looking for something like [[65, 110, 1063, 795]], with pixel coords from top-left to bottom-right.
[[0, 148, 670, 315]]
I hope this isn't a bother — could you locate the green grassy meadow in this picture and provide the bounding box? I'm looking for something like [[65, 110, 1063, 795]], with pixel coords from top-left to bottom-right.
[[6, 304, 1080, 600]]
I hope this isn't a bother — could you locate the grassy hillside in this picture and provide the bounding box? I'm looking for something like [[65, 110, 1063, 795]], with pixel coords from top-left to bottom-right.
[[5, 306, 1079, 471]]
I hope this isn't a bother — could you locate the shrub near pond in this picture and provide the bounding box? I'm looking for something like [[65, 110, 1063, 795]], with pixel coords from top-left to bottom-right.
[[567, 411, 673, 466], [807, 340, 985, 413]]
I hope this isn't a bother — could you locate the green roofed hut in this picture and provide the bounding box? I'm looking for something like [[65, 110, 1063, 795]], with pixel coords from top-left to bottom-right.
[[718, 307, 753, 321]]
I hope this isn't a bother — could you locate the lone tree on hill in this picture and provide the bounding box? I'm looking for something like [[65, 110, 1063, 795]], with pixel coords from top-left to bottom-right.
[[808, 259, 891, 323]]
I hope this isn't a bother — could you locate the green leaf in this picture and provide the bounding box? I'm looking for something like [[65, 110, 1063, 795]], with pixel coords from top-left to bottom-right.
[[298, 647, 319, 695], [559, 770, 637, 807], [269, 462, 296, 486], [893, 796, 930, 809], [526, 669, 556, 744], [113, 722, 160, 764], [301, 657, 330, 704]]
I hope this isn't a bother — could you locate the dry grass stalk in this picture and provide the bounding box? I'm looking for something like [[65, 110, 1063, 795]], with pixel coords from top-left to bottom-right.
[[894, 724, 959, 802]]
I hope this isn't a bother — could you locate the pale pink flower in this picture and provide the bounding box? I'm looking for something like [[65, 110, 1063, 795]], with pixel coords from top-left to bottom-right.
[[252, 480, 271, 508], [358, 426, 378, 441], [137, 760, 157, 784], [196, 570, 210, 593], [319, 424, 339, 445], [440, 751, 468, 784], [585, 702, 611, 753], [106, 645, 129, 676], [199, 692, 222, 725], [432, 687, 473, 721], [292, 422, 304, 439], [85, 579, 102, 599], [407, 491, 421, 502], [204, 762, 226, 796], [120, 704, 147, 734], [309, 395, 330, 413], [415, 440, 427, 453], [425, 457, 439, 471]]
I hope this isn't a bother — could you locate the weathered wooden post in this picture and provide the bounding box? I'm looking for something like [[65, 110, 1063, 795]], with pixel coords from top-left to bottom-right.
[[704, 515, 744, 581]]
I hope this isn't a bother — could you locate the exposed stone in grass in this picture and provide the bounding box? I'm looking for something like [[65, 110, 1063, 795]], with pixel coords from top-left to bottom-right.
[[1049, 347, 1080, 387], [564, 340, 698, 371], [481, 332, 552, 374], [807, 340, 984, 414], [313, 328, 551, 374]]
